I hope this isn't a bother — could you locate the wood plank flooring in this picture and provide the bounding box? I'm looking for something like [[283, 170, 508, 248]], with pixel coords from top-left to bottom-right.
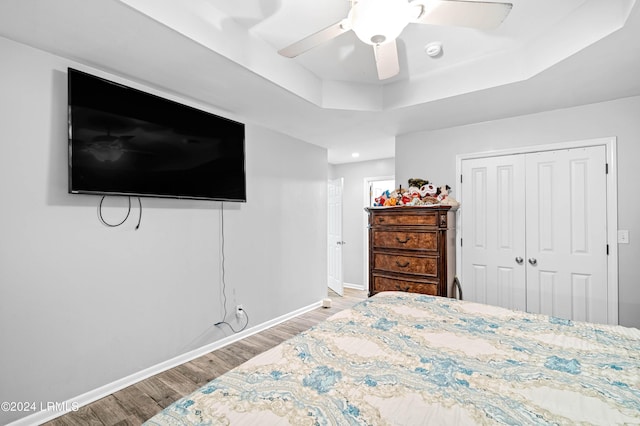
[[44, 288, 367, 426]]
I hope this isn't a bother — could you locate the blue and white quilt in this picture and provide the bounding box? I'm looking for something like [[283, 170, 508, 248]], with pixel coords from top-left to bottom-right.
[[146, 292, 640, 425]]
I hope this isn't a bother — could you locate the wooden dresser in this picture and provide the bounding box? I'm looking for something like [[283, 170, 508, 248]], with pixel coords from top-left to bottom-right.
[[366, 206, 457, 297]]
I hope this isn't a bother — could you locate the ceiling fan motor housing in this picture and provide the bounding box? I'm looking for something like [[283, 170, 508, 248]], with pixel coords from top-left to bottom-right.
[[349, 0, 412, 45]]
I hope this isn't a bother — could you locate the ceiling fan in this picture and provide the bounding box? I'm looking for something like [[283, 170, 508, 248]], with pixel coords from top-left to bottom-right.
[[278, 0, 513, 80]]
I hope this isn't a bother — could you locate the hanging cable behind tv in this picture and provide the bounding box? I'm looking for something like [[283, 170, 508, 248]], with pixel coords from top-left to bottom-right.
[[97, 195, 142, 230], [214, 202, 249, 333]]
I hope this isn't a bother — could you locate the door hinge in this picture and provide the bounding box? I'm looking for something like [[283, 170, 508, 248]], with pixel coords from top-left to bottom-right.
[[460, 238, 463, 247], [605, 163, 609, 174], [606, 244, 609, 255], [460, 174, 463, 183]]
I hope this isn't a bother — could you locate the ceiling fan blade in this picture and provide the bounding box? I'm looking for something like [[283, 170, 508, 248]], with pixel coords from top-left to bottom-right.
[[374, 40, 400, 80], [411, 0, 513, 30], [278, 20, 350, 58]]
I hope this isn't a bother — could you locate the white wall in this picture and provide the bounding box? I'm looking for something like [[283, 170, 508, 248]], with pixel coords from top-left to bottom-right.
[[0, 37, 327, 424], [329, 158, 395, 288], [396, 96, 640, 328]]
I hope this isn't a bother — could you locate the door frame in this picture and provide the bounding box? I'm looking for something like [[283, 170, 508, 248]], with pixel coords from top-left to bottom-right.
[[456, 137, 618, 324], [363, 175, 395, 292]]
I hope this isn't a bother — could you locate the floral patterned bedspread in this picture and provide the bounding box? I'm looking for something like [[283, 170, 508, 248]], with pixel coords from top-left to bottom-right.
[[145, 292, 640, 425]]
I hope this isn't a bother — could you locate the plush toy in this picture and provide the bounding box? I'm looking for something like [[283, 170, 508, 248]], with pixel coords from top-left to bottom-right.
[[436, 185, 460, 206], [419, 183, 437, 197], [407, 186, 422, 199], [422, 196, 439, 205], [375, 184, 458, 207], [408, 178, 429, 188], [374, 190, 390, 206], [408, 197, 423, 206]]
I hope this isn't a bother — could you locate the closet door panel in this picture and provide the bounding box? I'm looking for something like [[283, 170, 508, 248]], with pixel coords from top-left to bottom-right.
[[461, 155, 526, 311], [524, 146, 608, 323]]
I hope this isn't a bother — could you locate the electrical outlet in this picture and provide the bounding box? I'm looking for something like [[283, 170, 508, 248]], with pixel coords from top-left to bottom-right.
[[235, 304, 244, 318]]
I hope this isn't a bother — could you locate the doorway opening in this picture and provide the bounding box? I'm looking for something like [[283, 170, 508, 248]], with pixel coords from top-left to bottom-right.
[[363, 176, 395, 292]]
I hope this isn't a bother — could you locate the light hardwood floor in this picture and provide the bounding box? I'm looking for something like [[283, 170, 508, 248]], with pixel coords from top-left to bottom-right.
[[44, 288, 367, 426]]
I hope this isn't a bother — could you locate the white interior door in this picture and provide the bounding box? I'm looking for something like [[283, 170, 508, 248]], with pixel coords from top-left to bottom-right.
[[328, 178, 344, 296], [461, 155, 527, 311], [525, 146, 608, 323], [461, 145, 609, 323]]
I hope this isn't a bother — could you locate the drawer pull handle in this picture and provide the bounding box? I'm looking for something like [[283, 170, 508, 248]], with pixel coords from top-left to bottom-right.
[[395, 236, 411, 244], [396, 285, 411, 292], [395, 260, 410, 268]]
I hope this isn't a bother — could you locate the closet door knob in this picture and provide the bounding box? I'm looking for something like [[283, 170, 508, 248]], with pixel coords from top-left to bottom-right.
[[515, 257, 523, 264], [528, 258, 537, 266]]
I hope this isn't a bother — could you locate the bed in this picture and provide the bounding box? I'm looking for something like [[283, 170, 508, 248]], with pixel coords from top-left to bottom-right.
[[145, 292, 640, 425]]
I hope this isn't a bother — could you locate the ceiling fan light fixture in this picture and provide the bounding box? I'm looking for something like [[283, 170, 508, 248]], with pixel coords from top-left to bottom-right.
[[349, 0, 411, 45], [278, 0, 514, 80]]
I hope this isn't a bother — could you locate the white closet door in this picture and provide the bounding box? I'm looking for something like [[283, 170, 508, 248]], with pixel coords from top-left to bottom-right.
[[525, 146, 608, 323], [461, 145, 609, 323], [461, 155, 527, 311]]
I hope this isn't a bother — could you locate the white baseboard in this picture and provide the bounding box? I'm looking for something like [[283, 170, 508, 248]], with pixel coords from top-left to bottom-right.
[[8, 299, 324, 426], [344, 282, 365, 291]]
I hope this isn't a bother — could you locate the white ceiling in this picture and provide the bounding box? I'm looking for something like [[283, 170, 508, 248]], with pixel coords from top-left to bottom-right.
[[216, 0, 581, 84], [0, 0, 639, 163]]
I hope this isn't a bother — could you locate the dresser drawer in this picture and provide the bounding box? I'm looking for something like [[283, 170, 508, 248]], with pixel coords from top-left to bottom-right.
[[373, 230, 437, 251], [373, 253, 438, 277], [373, 212, 437, 226], [372, 275, 438, 295]]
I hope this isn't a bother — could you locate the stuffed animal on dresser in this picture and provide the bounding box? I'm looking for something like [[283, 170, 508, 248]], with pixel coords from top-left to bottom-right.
[[436, 185, 460, 207]]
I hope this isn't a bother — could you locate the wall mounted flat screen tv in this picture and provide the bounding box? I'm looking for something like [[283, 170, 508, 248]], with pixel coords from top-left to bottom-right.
[[68, 68, 246, 201]]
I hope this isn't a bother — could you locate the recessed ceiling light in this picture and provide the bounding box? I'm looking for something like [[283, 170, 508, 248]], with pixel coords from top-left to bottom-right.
[[425, 41, 443, 58], [352, 152, 360, 158]]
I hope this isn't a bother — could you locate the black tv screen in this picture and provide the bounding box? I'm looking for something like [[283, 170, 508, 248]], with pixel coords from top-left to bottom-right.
[[68, 68, 246, 201]]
